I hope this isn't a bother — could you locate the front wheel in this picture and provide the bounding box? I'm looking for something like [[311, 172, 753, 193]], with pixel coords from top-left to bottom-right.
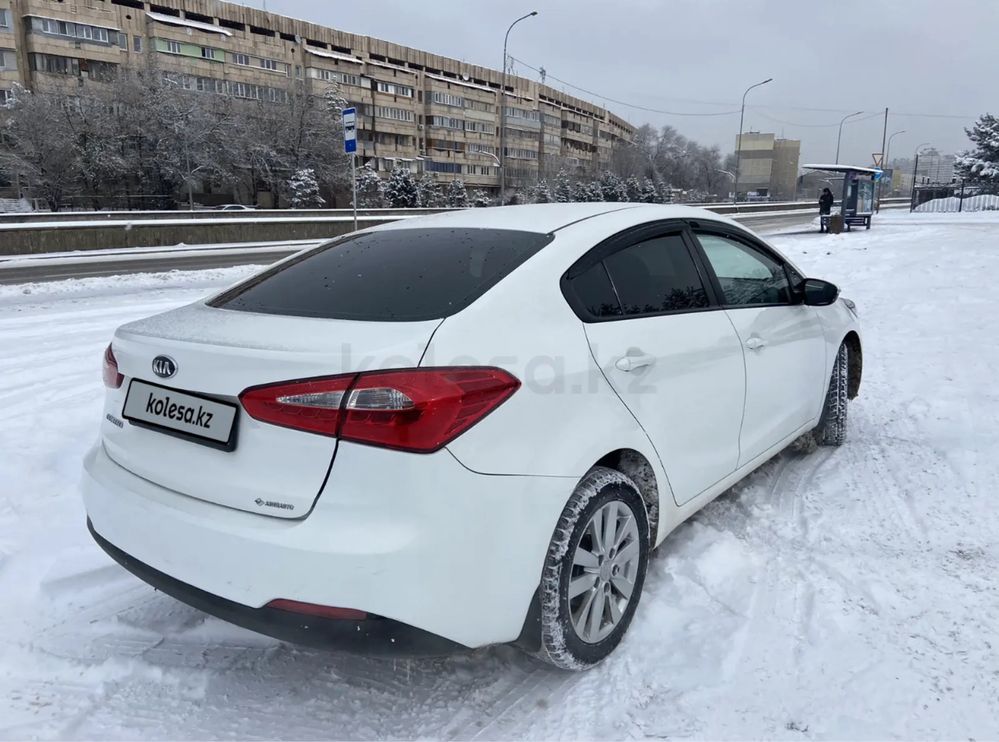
[[534, 467, 650, 670], [814, 342, 849, 446]]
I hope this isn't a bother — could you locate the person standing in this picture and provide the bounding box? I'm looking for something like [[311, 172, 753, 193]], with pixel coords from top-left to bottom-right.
[[819, 187, 835, 214]]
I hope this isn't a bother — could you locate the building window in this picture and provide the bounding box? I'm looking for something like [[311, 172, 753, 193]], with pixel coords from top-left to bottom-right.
[[432, 91, 464, 108], [201, 47, 218, 61], [0, 10, 9, 29], [430, 115, 463, 130], [425, 160, 462, 174], [0, 50, 13, 71], [309, 68, 361, 87], [30, 53, 80, 76], [374, 106, 414, 122], [504, 147, 538, 160], [464, 120, 495, 135], [35, 18, 111, 43], [260, 58, 278, 71], [132, 35, 142, 52], [0, 89, 10, 104], [165, 40, 182, 54], [465, 99, 493, 114], [233, 53, 250, 66], [376, 80, 413, 97], [467, 143, 495, 155]]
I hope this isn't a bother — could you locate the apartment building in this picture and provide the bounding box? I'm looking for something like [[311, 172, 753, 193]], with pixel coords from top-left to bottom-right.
[[734, 132, 801, 201], [0, 0, 634, 195]]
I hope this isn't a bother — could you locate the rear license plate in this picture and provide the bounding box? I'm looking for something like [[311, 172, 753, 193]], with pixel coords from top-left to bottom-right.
[[122, 379, 238, 450]]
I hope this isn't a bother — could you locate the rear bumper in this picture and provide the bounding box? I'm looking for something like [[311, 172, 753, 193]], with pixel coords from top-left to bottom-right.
[[88, 518, 461, 656], [82, 441, 573, 649]]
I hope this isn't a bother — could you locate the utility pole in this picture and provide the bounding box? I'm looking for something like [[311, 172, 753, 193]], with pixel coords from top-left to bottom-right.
[[499, 11, 538, 206], [876, 107, 888, 212], [733, 77, 773, 204]]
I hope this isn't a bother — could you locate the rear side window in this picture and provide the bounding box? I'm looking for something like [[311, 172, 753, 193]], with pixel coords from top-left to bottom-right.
[[210, 228, 553, 321], [564, 232, 710, 320], [605, 234, 709, 316], [571, 263, 622, 318]]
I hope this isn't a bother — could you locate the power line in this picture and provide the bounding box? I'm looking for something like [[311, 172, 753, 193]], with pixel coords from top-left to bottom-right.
[[509, 55, 978, 122], [508, 56, 741, 117]]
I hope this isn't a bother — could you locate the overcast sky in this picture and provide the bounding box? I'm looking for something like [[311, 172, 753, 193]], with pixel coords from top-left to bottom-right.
[[258, 0, 995, 166]]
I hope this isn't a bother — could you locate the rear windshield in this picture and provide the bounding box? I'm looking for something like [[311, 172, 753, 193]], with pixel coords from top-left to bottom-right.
[[209, 227, 553, 321]]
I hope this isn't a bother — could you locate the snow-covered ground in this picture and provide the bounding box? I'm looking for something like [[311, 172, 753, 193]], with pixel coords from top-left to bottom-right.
[[1, 212, 998, 740]]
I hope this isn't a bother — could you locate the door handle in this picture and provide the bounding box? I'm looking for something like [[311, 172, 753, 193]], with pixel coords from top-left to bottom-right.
[[615, 353, 656, 372], [745, 336, 767, 351]]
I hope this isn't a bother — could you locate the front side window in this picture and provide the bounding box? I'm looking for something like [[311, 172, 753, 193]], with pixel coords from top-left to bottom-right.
[[696, 233, 790, 306]]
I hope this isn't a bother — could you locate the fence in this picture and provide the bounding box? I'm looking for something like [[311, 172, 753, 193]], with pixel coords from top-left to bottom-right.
[[910, 181, 999, 213]]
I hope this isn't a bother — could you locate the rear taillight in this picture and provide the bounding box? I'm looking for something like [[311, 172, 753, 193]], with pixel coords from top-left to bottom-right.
[[103, 344, 123, 389], [240, 367, 520, 453]]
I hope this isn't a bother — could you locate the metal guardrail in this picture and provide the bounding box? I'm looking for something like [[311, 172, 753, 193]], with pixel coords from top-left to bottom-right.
[[0, 199, 912, 257], [0, 207, 452, 225]]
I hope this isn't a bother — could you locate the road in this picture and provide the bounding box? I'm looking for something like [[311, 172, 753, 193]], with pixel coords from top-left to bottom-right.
[[0, 210, 828, 285]]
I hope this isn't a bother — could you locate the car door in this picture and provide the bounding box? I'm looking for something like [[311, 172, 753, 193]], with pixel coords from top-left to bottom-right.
[[563, 223, 746, 506], [690, 226, 827, 466]]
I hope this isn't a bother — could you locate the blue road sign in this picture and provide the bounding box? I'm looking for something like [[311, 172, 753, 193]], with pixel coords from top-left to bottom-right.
[[342, 107, 357, 154]]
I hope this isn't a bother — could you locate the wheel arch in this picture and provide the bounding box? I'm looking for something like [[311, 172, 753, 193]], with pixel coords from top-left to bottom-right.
[[842, 331, 862, 399], [593, 448, 660, 547]]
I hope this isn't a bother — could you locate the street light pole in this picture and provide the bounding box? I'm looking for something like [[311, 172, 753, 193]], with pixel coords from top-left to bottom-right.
[[909, 142, 931, 211], [884, 130, 906, 170], [835, 111, 864, 164], [499, 10, 537, 206], [733, 77, 772, 204]]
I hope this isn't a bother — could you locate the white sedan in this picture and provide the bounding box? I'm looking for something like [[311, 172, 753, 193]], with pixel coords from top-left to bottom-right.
[[83, 203, 862, 670]]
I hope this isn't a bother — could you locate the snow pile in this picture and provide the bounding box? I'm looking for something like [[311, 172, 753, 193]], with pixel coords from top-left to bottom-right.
[[2, 214, 999, 738]]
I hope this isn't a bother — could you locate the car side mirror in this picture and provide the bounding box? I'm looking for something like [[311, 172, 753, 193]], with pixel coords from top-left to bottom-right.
[[803, 278, 840, 306]]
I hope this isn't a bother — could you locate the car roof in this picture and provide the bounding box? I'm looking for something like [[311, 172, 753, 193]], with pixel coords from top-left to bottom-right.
[[374, 202, 742, 235]]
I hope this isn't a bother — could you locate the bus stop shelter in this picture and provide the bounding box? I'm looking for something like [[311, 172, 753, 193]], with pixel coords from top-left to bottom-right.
[[803, 164, 882, 232]]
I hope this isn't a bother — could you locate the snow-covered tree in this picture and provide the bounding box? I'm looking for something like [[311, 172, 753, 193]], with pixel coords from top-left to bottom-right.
[[444, 179, 469, 208], [599, 170, 628, 202], [354, 163, 385, 207], [625, 176, 642, 202], [955, 114, 999, 192], [553, 170, 574, 203], [530, 179, 553, 203], [571, 179, 592, 202], [287, 168, 325, 208], [416, 173, 444, 207], [639, 178, 659, 203], [471, 189, 492, 207], [384, 167, 419, 207]]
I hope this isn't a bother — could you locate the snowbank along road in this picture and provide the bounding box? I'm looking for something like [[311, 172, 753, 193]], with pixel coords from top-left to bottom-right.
[[1, 212, 997, 739]]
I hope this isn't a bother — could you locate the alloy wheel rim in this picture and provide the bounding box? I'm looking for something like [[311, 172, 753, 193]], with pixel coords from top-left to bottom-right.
[[568, 500, 641, 644]]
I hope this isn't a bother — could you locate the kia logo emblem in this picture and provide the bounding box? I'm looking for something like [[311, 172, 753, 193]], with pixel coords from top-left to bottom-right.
[[152, 355, 177, 379]]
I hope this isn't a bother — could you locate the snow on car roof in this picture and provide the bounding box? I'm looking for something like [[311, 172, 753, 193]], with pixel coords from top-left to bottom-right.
[[372, 203, 738, 234]]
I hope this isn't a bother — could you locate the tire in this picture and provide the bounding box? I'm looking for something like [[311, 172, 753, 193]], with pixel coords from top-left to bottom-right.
[[814, 342, 849, 446], [534, 467, 650, 670]]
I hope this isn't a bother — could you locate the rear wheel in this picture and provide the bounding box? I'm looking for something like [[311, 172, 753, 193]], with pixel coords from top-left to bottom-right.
[[534, 467, 650, 670], [814, 342, 849, 446]]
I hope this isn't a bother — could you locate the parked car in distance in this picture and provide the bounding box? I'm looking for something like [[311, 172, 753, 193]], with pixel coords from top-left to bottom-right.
[[217, 204, 256, 211], [83, 203, 862, 670]]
